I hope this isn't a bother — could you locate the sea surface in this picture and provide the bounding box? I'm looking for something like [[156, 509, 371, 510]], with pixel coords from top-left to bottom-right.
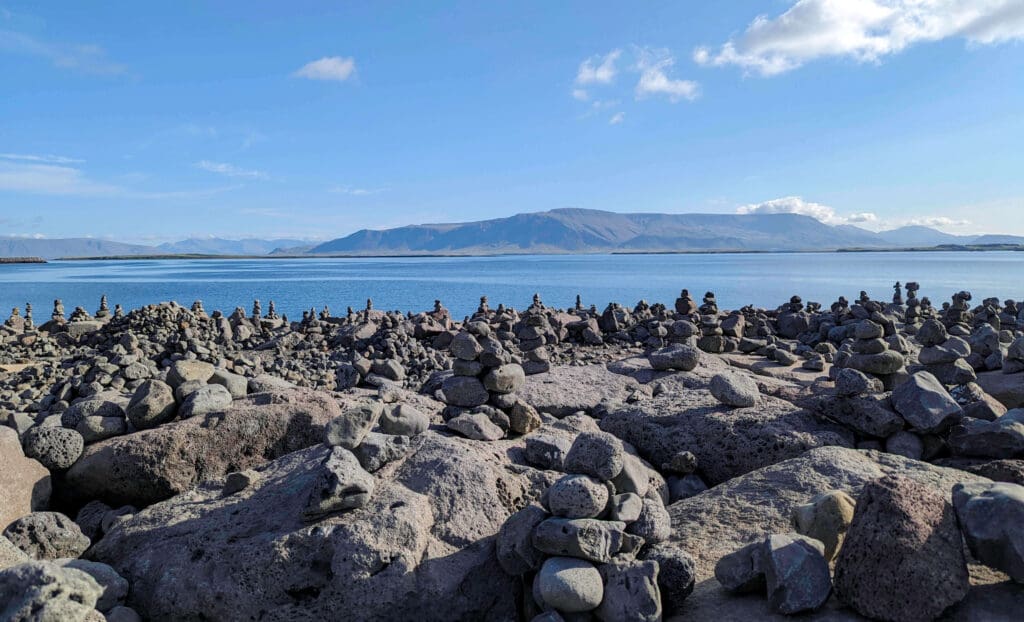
[[0, 252, 1021, 321]]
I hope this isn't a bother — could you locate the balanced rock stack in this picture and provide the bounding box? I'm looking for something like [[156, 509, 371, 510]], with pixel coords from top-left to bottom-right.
[[912, 319, 976, 386], [835, 319, 905, 385], [903, 282, 922, 327], [674, 289, 697, 316], [497, 431, 690, 620], [942, 291, 974, 337], [439, 325, 537, 441], [696, 292, 728, 354], [966, 320, 1006, 372], [776, 295, 811, 339], [514, 294, 555, 375]]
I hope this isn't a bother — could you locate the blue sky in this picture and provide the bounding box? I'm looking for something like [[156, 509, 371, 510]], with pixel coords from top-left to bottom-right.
[[2, 0, 1023, 242]]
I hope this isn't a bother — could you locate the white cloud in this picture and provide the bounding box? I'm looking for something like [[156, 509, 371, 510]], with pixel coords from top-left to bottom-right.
[[0, 161, 120, 196], [634, 48, 700, 102], [0, 29, 127, 75], [572, 88, 589, 101], [0, 153, 84, 164], [736, 196, 878, 225], [905, 216, 971, 227], [294, 56, 356, 81], [695, 0, 1024, 76], [609, 112, 625, 125], [195, 160, 267, 179], [575, 49, 621, 85]]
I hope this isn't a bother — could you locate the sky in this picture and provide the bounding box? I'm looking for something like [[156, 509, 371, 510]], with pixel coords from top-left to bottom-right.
[[2, 0, 1023, 243]]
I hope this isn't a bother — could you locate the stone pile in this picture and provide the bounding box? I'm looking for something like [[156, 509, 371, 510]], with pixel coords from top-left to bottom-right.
[[912, 318, 976, 385], [514, 294, 556, 375], [497, 430, 690, 619], [834, 319, 905, 385], [438, 324, 537, 441]]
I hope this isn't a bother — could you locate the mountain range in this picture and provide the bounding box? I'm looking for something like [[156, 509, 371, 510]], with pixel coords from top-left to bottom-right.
[[2, 209, 1021, 259]]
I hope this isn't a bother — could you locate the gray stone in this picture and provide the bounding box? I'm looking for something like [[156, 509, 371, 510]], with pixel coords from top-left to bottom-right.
[[791, 490, 856, 562], [564, 431, 624, 482], [178, 384, 233, 419], [483, 364, 526, 394], [61, 398, 124, 429], [74, 500, 111, 542], [126, 380, 177, 430], [325, 403, 383, 449], [22, 426, 84, 471], [533, 517, 627, 563], [952, 481, 1024, 582], [223, 469, 260, 495], [885, 430, 924, 460], [917, 319, 949, 347], [209, 369, 248, 398], [596, 559, 661, 622], [608, 493, 643, 523], [440, 375, 489, 408], [350, 432, 413, 472], [450, 332, 483, 361], [709, 372, 759, 407], [536, 557, 603, 613], [846, 350, 904, 375], [76, 416, 126, 443], [497, 504, 548, 575], [546, 474, 609, 519], [648, 343, 701, 371], [0, 561, 101, 622], [642, 544, 696, 615], [166, 359, 215, 389], [625, 498, 670, 544], [3, 512, 90, 560], [302, 446, 374, 521], [891, 371, 963, 433], [57, 558, 128, 612], [763, 533, 831, 614], [380, 404, 429, 437], [0, 535, 29, 571], [715, 540, 766, 593], [949, 414, 1024, 458], [668, 473, 708, 503], [835, 368, 875, 397], [446, 412, 504, 441], [105, 606, 142, 622], [525, 433, 572, 470]]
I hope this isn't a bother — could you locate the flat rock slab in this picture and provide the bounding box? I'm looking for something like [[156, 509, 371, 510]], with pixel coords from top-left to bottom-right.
[[664, 446, 1005, 621], [600, 390, 853, 485], [718, 352, 831, 386], [90, 432, 555, 621], [519, 364, 641, 417]]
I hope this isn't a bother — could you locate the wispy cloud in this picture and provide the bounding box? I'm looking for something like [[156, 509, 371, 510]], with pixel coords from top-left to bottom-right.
[[328, 185, 387, 196], [195, 160, 268, 180], [294, 56, 356, 81], [576, 49, 621, 86], [0, 28, 128, 75], [634, 47, 700, 102], [0, 160, 238, 199], [694, 0, 1024, 76], [904, 216, 971, 227], [736, 196, 877, 225], [0, 152, 84, 164], [609, 112, 625, 125]]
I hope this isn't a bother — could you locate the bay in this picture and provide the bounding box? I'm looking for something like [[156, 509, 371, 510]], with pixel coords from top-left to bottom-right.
[[0, 252, 1021, 321]]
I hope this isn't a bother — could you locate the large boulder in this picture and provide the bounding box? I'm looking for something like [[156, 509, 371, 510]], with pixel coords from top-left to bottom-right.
[[891, 371, 963, 433], [0, 560, 102, 622], [953, 481, 1024, 583], [663, 446, 994, 620], [0, 426, 50, 531], [833, 475, 969, 621], [90, 432, 552, 620], [64, 388, 344, 506], [649, 343, 701, 372], [600, 390, 853, 485]]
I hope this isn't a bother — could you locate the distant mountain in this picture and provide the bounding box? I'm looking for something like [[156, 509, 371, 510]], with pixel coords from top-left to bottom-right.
[[875, 226, 969, 247], [971, 234, 1024, 245], [0, 237, 156, 259], [307, 208, 891, 255], [158, 237, 310, 255]]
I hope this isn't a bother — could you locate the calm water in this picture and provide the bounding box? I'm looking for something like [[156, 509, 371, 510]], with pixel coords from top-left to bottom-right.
[[0, 252, 1021, 321]]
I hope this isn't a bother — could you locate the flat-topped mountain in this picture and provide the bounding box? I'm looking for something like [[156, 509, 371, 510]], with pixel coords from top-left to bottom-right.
[[306, 208, 898, 254]]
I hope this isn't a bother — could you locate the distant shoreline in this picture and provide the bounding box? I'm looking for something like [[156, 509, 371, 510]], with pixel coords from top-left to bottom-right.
[[36, 243, 1024, 261], [0, 257, 46, 264]]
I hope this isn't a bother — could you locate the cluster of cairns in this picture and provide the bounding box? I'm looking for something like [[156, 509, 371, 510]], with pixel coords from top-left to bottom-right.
[[496, 430, 691, 620], [3, 283, 1024, 619]]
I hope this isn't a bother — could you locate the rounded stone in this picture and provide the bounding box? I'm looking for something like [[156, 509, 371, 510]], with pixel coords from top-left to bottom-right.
[[3, 512, 90, 560], [536, 557, 603, 613], [22, 427, 84, 471], [126, 379, 177, 430], [709, 373, 759, 408], [546, 474, 609, 519], [792, 490, 856, 562]]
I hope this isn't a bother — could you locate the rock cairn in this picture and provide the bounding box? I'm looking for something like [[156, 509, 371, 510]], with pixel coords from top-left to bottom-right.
[[497, 430, 689, 619]]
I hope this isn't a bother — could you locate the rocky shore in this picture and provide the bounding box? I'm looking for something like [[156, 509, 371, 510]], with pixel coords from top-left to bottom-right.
[[2, 283, 1024, 621]]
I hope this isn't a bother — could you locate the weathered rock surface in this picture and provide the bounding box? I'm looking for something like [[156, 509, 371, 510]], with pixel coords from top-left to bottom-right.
[[953, 481, 1024, 583], [600, 390, 853, 485], [0, 560, 102, 622], [0, 426, 50, 531], [90, 432, 550, 621], [3, 512, 90, 560], [64, 388, 343, 506], [833, 475, 969, 621], [519, 364, 639, 417]]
